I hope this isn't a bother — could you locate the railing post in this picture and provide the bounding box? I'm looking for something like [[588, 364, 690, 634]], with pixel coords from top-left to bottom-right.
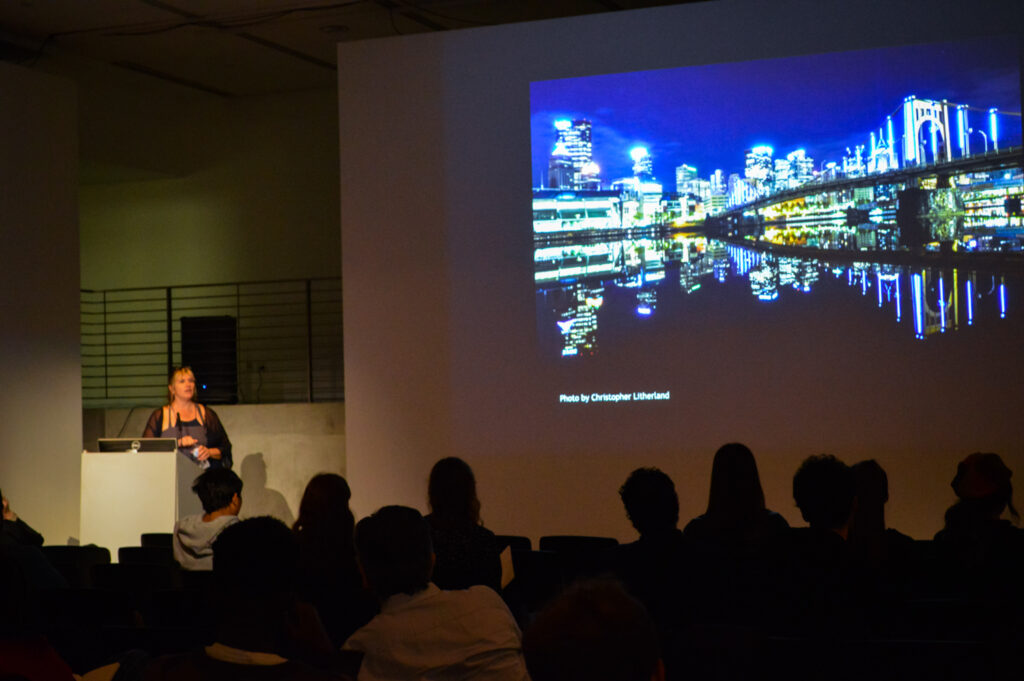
[[103, 291, 109, 399], [306, 279, 314, 403], [236, 283, 241, 404], [166, 287, 173, 377]]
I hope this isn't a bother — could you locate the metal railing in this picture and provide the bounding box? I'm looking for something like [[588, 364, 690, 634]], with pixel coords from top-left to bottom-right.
[[81, 278, 343, 407]]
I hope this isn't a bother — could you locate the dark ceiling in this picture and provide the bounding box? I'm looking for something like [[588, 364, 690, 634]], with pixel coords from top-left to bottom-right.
[[0, 0, 703, 97]]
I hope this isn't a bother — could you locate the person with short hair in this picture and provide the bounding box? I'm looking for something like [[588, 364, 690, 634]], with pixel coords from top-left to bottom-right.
[[344, 505, 529, 681], [173, 468, 243, 570], [121, 517, 346, 680], [848, 459, 912, 572], [523, 579, 664, 681], [610, 468, 688, 635], [785, 454, 861, 633], [792, 454, 855, 536]]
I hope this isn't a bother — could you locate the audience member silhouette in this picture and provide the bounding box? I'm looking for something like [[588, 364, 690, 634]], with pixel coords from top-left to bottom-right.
[[523, 579, 664, 681], [425, 457, 502, 591], [121, 516, 345, 680], [0, 488, 66, 592], [847, 460, 912, 575], [0, 527, 74, 680], [682, 443, 789, 553], [344, 505, 528, 681], [793, 454, 856, 537], [173, 468, 243, 570], [933, 452, 1024, 600], [680, 444, 789, 629], [786, 454, 862, 634], [610, 467, 688, 634], [1, 488, 45, 546], [293, 473, 377, 647]]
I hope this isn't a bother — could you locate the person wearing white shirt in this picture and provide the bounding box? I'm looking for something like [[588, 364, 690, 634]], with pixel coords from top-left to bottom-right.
[[343, 505, 529, 681]]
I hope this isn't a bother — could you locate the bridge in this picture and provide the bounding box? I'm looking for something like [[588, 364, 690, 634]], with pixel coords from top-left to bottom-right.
[[723, 145, 1023, 217]]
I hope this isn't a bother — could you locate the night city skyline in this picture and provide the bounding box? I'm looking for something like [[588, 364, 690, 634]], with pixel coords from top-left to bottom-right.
[[530, 38, 1021, 193]]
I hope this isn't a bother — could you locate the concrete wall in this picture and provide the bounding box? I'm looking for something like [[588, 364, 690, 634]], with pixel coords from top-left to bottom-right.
[[0, 62, 81, 545], [89, 402, 346, 535], [35, 53, 341, 291]]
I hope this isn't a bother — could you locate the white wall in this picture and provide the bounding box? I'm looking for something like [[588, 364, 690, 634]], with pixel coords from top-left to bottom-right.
[[340, 0, 1024, 543], [0, 62, 81, 544]]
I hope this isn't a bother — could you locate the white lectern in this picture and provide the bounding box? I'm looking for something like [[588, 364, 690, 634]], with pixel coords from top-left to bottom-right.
[[80, 450, 204, 556]]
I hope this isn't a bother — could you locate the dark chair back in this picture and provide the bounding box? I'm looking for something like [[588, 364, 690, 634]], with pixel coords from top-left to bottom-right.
[[538, 535, 619, 583], [495, 534, 532, 552], [40, 545, 111, 588], [92, 562, 182, 595], [119, 545, 176, 565], [506, 549, 563, 615], [141, 532, 174, 549]]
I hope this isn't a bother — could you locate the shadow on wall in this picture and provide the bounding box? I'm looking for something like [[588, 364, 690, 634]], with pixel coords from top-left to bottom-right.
[[238, 452, 294, 526]]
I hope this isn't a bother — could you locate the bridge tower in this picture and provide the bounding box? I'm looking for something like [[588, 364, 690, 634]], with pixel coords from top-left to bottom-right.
[[901, 97, 954, 167]]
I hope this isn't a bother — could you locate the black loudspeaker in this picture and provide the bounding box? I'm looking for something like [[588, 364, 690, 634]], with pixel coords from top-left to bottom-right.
[[181, 316, 238, 404]]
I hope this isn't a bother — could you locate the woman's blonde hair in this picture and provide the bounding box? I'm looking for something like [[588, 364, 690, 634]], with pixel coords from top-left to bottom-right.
[[167, 366, 196, 404]]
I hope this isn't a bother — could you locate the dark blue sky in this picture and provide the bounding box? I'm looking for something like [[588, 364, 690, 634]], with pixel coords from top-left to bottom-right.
[[530, 38, 1022, 191]]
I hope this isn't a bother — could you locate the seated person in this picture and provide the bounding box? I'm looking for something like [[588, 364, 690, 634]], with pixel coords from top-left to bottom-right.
[[523, 579, 664, 681], [0, 545, 74, 681], [107, 517, 347, 680], [0, 490, 65, 592], [344, 505, 529, 681], [792, 454, 856, 540], [682, 443, 789, 553], [1, 489, 44, 546], [610, 468, 688, 634], [425, 457, 501, 591], [847, 460, 913, 574], [293, 473, 377, 647], [785, 454, 861, 633], [934, 452, 1024, 599], [173, 468, 243, 570], [681, 444, 790, 629]]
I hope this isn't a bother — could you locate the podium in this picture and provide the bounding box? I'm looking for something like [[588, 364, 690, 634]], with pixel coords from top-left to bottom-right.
[[80, 450, 204, 555]]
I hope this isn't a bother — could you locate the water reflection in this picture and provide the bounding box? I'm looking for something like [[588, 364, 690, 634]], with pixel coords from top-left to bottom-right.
[[537, 236, 1015, 357], [759, 206, 1021, 254]]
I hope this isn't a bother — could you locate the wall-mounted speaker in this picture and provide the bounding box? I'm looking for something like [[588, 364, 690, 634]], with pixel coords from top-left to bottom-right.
[[181, 316, 238, 404]]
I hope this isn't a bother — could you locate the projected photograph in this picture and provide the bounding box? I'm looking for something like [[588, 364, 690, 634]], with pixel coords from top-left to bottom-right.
[[531, 39, 1024, 361]]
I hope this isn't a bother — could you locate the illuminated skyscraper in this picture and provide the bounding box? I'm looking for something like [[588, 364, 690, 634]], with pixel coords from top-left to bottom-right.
[[788, 149, 814, 185], [773, 158, 791, 189], [675, 163, 697, 194], [547, 141, 574, 189], [552, 118, 595, 188], [710, 169, 725, 195], [630, 146, 653, 179], [744, 146, 773, 195]]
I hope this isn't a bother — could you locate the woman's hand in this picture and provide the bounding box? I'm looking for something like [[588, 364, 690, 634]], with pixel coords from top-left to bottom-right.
[[179, 435, 198, 448], [192, 446, 222, 461]]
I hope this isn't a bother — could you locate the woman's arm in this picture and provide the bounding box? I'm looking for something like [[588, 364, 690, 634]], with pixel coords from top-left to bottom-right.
[[202, 406, 233, 469], [142, 408, 162, 438]]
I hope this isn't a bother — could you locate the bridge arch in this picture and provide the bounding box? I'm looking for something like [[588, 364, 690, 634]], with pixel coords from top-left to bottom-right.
[[903, 97, 953, 166]]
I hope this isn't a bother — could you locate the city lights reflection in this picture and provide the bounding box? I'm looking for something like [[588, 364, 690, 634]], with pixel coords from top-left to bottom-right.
[[538, 236, 1018, 357]]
